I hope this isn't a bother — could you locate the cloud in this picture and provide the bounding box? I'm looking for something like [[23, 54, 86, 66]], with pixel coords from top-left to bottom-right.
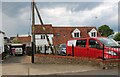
[[35, 2, 102, 11], [35, 2, 118, 28], [2, 2, 30, 17], [1, 0, 120, 2], [2, 4, 31, 37], [0, 2, 2, 31], [2, 2, 119, 37]]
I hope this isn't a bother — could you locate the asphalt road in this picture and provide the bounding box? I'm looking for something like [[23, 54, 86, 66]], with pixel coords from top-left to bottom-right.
[[57, 68, 119, 75]]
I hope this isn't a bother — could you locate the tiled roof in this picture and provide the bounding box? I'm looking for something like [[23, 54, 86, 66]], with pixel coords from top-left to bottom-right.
[[33, 24, 101, 46], [53, 26, 101, 45], [17, 36, 31, 43], [33, 24, 53, 34], [53, 26, 100, 37]]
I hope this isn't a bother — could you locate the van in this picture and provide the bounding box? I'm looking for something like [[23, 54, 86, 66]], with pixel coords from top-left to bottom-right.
[[66, 37, 120, 59], [10, 44, 26, 56]]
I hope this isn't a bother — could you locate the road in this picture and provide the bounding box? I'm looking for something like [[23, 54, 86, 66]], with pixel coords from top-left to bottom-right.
[[57, 68, 119, 75]]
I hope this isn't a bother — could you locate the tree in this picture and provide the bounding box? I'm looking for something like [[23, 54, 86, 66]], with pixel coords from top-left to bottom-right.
[[98, 25, 114, 37], [12, 37, 21, 43], [113, 32, 120, 41]]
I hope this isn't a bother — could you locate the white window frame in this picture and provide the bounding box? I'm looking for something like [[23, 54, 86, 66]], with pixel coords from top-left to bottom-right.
[[89, 28, 97, 38], [72, 28, 80, 38], [41, 35, 45, 39], [74, 32, 80, 38]]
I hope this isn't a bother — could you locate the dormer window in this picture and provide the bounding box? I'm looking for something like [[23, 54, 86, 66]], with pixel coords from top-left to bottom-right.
[[72, 28, 80, 38], [88, 28, 97, 38], [74, 32, 80, 38], [91, 32, 96, 37]]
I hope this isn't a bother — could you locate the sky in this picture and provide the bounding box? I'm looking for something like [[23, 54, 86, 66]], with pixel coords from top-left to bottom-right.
[[1, 0, 120, 37]]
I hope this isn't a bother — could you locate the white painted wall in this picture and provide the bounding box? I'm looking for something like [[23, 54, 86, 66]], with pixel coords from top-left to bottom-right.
[[0, 33, 4, 54], [35, 34, 53, 46], [35, 34, 53, 54]]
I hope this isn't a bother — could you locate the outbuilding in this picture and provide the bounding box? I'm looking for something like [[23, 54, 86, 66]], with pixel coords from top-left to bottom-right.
[[0, 30, 5, 54]]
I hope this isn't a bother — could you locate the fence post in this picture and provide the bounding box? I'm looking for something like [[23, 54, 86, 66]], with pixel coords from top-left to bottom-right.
[[31, 42, 34, 63], [102, 44, 105, 60], [44, 45, 47, 55], [72, 44, 74, 57]]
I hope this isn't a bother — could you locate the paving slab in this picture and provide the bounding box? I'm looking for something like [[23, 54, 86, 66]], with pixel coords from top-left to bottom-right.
[[2, 63, 28, 75]]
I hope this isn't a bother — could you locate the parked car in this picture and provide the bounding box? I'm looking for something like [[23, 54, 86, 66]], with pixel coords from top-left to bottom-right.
[[66, 37, 120, 59], [58, 44, 66, 55]]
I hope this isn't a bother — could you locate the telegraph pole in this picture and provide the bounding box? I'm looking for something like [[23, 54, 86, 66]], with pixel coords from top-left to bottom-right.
[[31, 0, 35, 63], [34, 2, 54, 55], [31, 0, 54, 57]]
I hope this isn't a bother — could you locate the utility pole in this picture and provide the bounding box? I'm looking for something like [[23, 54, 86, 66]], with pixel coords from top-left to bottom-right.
[[34, 2, 54, 55], [31, 0, 35, 63]]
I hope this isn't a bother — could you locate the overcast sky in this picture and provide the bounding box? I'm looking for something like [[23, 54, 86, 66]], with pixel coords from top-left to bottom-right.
[[1, 0, 120, 37]]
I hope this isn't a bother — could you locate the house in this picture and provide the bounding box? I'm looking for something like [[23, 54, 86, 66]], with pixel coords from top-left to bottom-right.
[[10, 35, 32, 47], [4, 37, 10, 45], [34, 24, 53, 47], [0, 30, 5, 54], [33, 24, 101, 47]]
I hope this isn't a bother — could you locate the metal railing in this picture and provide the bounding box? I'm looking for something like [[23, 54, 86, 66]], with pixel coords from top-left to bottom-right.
[[70, 44, 120, 60]]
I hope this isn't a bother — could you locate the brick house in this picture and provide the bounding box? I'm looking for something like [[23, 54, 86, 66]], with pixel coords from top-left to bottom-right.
[[34, 24, 53, 47], [10, 35, 31, 47], [33, 24, 101, 47]]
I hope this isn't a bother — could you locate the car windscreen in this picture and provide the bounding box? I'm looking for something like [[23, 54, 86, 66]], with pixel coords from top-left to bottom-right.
[[97, 38, 119, 47]]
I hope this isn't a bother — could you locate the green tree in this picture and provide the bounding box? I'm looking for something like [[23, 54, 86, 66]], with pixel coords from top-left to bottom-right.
[[98, 25, 114, 37], [12, 37, 21, 43], [113, 32, 120, 41]]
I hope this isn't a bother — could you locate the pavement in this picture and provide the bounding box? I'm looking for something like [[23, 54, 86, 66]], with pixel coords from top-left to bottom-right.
[[2, 63, 99, 75], [0, 64, 2, 76], [1, 55, 99, 75]]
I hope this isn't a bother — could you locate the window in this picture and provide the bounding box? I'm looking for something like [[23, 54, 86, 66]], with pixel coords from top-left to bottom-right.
[[91, 32, 96, 37], [56, 33, 60, 36], [97, 38, 119, 47], [88, 28, 97, 37], [74, 32, 80, 38], [76, 40, 87, 47], [41, 35, 45, 39], [72, 28, 80, 38], [89, 39, 100, 48]]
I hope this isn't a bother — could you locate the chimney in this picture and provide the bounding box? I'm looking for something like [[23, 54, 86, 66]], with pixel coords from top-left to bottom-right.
[[17, 34, 19, 37]]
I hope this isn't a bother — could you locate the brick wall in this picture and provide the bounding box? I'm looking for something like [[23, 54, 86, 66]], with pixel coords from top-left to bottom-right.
[[34, 54, 120, 69]]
